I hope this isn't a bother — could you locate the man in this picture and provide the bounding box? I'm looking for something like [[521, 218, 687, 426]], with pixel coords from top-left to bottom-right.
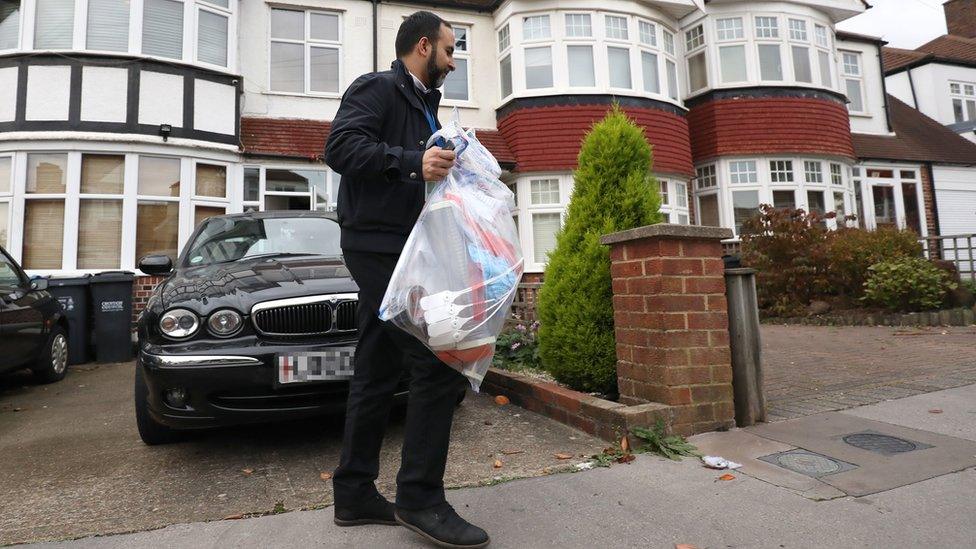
[[324, 11, 491, 549]]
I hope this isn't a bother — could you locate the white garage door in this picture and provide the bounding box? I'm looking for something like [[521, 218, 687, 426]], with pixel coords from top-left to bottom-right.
[[933, 167, 976, 235]]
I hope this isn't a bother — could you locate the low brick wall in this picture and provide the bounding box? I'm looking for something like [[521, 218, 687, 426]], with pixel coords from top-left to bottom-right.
[[482, 368, 670, 443], [132, 275, 166, 326], [763, 307, 976, 327]]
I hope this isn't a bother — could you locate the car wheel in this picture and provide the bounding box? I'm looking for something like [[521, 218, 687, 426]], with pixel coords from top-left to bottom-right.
[[32, 325, 69, 384], [134, 363, 182, 445]]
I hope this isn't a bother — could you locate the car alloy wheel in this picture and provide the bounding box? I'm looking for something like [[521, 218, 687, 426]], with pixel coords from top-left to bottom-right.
[[51, 333, 68, 375]]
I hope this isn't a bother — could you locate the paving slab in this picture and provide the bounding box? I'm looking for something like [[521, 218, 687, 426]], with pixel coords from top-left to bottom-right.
[[748, 412, 976, 496], [690, 429, 846, 500], [842, 383, 976, 442]]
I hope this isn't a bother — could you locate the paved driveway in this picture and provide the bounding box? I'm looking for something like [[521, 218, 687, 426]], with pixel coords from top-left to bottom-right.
[[0, 362, 603, 546], [761, 324, 976, 420]]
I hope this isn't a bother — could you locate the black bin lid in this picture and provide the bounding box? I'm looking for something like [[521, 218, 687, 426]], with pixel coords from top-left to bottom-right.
[[47, 274, 93, 287], [91, 270, 135, 283]]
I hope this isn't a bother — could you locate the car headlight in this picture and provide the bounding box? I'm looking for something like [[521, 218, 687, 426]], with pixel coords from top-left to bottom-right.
[[159, 308, 200, 339], [207, 309, 243, 337]]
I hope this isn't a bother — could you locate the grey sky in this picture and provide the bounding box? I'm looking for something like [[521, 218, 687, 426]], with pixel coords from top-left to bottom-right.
[[837, 0, 948, 49]]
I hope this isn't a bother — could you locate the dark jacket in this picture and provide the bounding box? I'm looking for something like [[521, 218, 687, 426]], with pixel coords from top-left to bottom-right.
[[324, 59, 442, 254]]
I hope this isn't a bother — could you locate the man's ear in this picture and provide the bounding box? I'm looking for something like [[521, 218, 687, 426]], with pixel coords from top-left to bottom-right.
[[417, 36, 430, 57]]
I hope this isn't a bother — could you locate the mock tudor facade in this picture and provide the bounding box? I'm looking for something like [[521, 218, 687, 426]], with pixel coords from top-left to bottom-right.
[[0, 0, 975, 302]]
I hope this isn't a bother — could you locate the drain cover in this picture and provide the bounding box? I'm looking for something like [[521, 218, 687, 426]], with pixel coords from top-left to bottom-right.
[[842, 431, 932, 456], [759, 450, 858, 478]]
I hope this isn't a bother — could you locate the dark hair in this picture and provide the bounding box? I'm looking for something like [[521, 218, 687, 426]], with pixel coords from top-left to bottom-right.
[[395, 11, 447, 58]]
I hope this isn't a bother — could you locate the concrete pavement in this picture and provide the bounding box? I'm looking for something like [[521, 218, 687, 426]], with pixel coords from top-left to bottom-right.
[[23, 383, 976, 549]]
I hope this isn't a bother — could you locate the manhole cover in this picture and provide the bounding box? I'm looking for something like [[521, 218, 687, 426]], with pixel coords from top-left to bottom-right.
[[759, 450, 858, 478], [842, 432, 932, 456]]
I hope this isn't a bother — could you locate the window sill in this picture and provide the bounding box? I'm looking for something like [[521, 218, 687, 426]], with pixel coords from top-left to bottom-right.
[[261, 91, 342, 99], [848, 112, 872, 118], [440, 101, 480, 110]]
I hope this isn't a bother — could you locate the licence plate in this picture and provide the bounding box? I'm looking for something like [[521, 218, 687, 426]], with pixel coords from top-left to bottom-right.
[[277, 348, 356, 384]]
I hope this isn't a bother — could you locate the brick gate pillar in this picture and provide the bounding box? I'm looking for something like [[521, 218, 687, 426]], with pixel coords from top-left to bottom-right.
[[600, 224, 737, 436]]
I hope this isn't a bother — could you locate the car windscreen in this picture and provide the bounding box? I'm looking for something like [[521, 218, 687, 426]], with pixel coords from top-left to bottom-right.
[[182, 216, 342, 267]]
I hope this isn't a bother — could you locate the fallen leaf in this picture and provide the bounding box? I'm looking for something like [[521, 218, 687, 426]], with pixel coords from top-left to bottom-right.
[[501, 449, 524, 455], [553, 453, 574, 460], [223, 514, 244, 520], [617, 454, 636, 464], [493, 460, 503, 468], [494, 395, 510, 406], [320, 472, 332, 481], [718, 473, 736, 481], [620, 436, 630, 453], [241, 468, 253, 476], [13, 407, 22, 412], [675, 544, 699, 549], [929, 409, 944, 414], [484, 420, 493, 425]]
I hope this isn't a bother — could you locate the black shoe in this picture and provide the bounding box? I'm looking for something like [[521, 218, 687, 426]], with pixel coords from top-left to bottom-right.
[[395, 502, 490, 548], [333, 493, 398, 527]]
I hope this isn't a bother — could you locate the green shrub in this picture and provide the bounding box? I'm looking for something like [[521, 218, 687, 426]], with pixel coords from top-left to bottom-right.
[[537, 105, 663, 394], [825, 227, 922, 297], [861, 257, 957, 312], [739, 205, 831, 316]]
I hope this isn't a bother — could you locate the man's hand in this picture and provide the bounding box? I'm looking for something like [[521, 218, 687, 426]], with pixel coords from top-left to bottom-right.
[[422, 147, 456, 182]]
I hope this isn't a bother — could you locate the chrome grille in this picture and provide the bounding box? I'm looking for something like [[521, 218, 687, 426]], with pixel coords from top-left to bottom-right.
[[252, 294, 358, 337]]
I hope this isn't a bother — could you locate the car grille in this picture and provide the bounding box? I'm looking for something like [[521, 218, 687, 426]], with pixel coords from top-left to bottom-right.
[[252, 294, 358, 337]]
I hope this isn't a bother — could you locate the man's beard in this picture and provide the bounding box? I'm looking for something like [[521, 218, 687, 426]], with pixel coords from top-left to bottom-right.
[[427, 53, 449, 89]]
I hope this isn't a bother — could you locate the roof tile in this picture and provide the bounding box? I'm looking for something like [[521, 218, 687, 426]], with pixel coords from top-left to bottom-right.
[[852, 95, 976, 164]]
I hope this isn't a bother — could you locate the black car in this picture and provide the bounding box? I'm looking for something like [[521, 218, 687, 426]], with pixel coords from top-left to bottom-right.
[[134, 211, 411, 445], [0, 245, 69, 383]]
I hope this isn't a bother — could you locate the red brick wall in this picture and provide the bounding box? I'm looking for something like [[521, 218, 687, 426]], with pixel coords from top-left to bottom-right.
[[498, 104, 694, 177], [946, 0, 976, 38], [921, 164, 941, 237], [688, 97, 855, 163], [131, 275, 166, 326], [605, 229, 736, 436]]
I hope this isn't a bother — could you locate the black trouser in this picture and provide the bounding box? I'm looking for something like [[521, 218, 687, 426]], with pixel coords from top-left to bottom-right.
[[332, 250, 467, 511]]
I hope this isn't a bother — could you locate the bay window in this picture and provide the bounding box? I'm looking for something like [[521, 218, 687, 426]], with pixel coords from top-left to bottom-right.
[[524, 46, 553, 89], [642, 51, 659, 93], [605, 15, 628, 40], [565, 13, 591, 38], [754, 16, 778, 39], [791, 45, 812, 83], [729, 161, 757, 184], [529, 178, 562, 265], [698, 193, 720, 227], [804, 161, 823, 184], [772, 190, 795, 209], [0, 1, 19, 50], [732, 190, 760, 234], [500, 53, 512, 98], [78, 155, 124, 269], [757, 44, 783, 81], [23, 154, 67, 269], [443, 25, 469, 101], [815, 24, 832, 87], [137, 156, 181, 262], [639, 20, 656, 46], [659, 179, 690, 224], [685, 24, 707, 93], [143, 0, 184, 59], [87, 0, 130, 52], [719, 45, 747, 83], [270, 8, 341, 95], [34, 0, 73, 49], [568, 45, 595, 87], [523, 15, 550, 40], [842, 51, 865, 113], [607, 47, 631, 89]]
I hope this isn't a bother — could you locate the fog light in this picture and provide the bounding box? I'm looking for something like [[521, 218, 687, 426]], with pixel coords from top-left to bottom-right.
[[164, 388, 189, 408]]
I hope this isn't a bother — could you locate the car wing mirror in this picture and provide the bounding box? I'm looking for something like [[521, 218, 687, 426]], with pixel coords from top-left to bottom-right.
[[138, 255, 174, 276], [30, 277, 49, 291]]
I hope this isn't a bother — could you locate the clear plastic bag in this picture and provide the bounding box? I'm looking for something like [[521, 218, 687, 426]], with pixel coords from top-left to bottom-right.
[[379, 113, 524, 391]]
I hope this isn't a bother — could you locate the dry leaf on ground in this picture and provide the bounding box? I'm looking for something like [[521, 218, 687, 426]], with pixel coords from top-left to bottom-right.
[[718, 473, 736, 481], [241, 468, 253, 476], [620, 436, 630, 453], [553, 453, 573, 460], [320, 472, 332, 481], [675, 544, 698, 549], [493, 460, 503, 468], [223, 514, 244, 520], [494, 395, 510, 406], [929, 409, 944, 414], [617, 454, 636, 464], [501, 449, 524, 455]]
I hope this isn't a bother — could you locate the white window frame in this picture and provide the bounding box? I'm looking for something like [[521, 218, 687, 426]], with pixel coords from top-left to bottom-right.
[[441, 23, 472, 105], [267, 7, 342, 98], [243, 164, 337, 214], [658, 179, 690, 225], [0, 154, 12, 249], [498, 22, 512, 101], [194, 0, 232, 69], [510, 173, 572, 273], [949, 80, 976, 124], [841, 50, 865, 114]]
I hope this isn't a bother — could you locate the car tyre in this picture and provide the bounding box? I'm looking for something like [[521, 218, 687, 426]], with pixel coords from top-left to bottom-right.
[[32, 325, 69, 384], [134, 364, 182, 445]]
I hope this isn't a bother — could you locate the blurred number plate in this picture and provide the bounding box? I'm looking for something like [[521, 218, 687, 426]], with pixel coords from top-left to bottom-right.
[[277, 348, 355, 384]]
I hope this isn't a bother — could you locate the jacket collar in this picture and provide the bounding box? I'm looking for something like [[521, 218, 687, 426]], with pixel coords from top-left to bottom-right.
[[391, 59, 442, 117]]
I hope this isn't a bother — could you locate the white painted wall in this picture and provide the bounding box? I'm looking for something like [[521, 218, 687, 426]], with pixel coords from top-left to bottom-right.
[[193, 79, 236, 135], [933, 165, 976, 235], [835, 37, 888, 135], [138, 71, 184, 128], [80, 67, 128, 123], [25, 65, 71, 121], [894, 63, 976, 127], [885, 71, 913, 108], [0, 67, 17, 122]]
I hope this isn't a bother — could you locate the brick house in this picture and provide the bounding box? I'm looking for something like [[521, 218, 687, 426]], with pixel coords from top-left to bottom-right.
[[0, 0, 974, 316]]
